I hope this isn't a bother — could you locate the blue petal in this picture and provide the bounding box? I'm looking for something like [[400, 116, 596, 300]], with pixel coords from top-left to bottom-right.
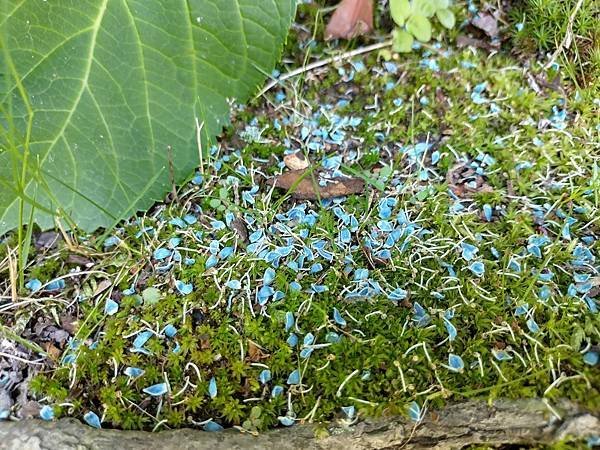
[[492, 349, 512, 361], [482, 204, 492, 221], [408, 402, 422, 422], [278, 416, 295, 426], [104, 299, 119, 316], [46, 279, 65, 291], [205, 254, 219, 269], [263, 268, 276, 285], [468, 261, 485, 277], [303, 333, 315, 346], [163, 324, 177, 338], [448, 354, 464, 372], [461, 243, 478, 261], [583, 351, 599, 366], [271, 385, 284, 397], [203, 420, 224, 432], [388, 287, 407, 301], [83, 411, 101, 429], [124, 367, 144, 378], [25, 279, 42, 293], [287, 333, 298, 347], [132, 331, 153, 349], [444, 319, 457, 341], [225, 279, 241, 289], [40, 405, 55, 421], [175, 280, 193, 295], [143, 383, 168, 397], [526, 318, 540, 333], [287, 369, 300, 385], [208, 377, 217, 398], [259, 369, 271, 384], [332, 308, 346, 327], [284, 311, 294, 331], [341, 405, 355, 419]]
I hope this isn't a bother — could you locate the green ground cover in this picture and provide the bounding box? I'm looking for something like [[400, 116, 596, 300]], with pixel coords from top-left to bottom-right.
[[1, 0, 599, 444]]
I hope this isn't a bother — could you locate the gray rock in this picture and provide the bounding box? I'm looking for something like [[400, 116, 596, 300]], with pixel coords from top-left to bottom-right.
[[0, 399, 598, 450]]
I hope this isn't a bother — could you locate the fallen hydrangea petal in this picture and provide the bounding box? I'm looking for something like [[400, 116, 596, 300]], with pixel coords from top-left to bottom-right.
[[287, 369, 300, 385], [225, 279, 241, 290], [25, 279, 42, 293], [444, 319, 457, 341], [468, 261, 485, 277], [460, 243, 478, 261], [259, 369, 271, 384], [583, 351, 599, 366], [143, 383, 168, 397], [526, 318, 540, 333], [285, 311, 294, 331], [163, 324, 177, 338], [208, 377, 217, 399], [341, 405, 355, 419], [46, 279, 66, 291], [153, 248, 171, 260], [271, 385, 284, 397], [124, 367, 144, 378], [388, 287, 407, 301], [104, 299, 119, 316], [132, 330, 153, 349], [203, 420, 224, 432], [408, 402, 422, 422], [83, 411, 102, 429], [175, 280, 193, 295], [448, 354, 464, 372], [492, 349, 512, 361], [40, 405, 55, 421], [278, 416, 295, 426], [287, 333, 298, 347], [332, 308, 347, 327]]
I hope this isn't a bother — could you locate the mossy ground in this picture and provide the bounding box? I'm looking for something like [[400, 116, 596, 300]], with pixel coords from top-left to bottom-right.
[[1, 0, 599, 444]]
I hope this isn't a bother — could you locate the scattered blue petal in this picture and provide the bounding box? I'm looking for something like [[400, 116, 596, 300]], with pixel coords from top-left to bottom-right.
[[143, 383, 168, 397], [208, 377, 217, 398], [83, 411, 101, 429]]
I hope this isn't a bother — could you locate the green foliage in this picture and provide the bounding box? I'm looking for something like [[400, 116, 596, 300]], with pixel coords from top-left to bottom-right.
[[509, 0, 600, 85], [0, 0, 295, 235], [390, 0, 455, 52]]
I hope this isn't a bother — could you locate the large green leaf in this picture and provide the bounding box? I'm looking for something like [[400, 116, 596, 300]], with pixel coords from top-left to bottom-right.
[[0, 0, 295, 234]]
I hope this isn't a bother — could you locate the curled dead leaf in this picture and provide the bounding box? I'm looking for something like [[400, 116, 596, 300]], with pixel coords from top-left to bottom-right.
[[325, 0, 373, 40], [471, 10, 500, 39], [446, 163, 493, 197], [283, 151, 310, 171], [269, 169, 365, 200]]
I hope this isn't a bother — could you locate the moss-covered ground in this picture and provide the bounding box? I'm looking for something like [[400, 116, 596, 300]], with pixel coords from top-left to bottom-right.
[[1, 0, 599, 445]]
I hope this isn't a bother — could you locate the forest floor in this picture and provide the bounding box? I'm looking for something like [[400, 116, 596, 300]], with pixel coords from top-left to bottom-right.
[[1, 1, 599, 447]]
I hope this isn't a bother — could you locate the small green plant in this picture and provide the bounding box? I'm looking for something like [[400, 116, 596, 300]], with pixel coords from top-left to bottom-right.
[[389, 0, 456, 52]]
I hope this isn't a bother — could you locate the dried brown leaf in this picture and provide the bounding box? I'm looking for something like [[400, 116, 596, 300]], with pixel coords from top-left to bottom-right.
[[446, 163, 493, 197], [270, 169, 365, 200], [325, 0, 373, 40], [471, 11, 500, 39]]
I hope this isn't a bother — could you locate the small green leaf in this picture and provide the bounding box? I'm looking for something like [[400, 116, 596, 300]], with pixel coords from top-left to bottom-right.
[[392, 28, 414, 53], [390, 0, 411, 26], [412, 0, 436, 18], [436, 8, 456, 29], [434, 0, 450, 9], [406, 15, 432, 42]]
